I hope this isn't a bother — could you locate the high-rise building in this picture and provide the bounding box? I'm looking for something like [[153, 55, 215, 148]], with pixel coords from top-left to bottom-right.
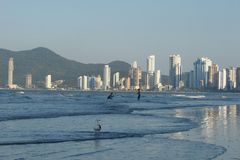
[[125, 77, 131, 90], [147, 55, 155, 74], [113, 72, 120, 88], [182, 72, 190, 88], [169, 54, 182, 88], [82, 75, 88, 90], [95, 75, 102, 90], [146, 73, 155, 90], [217, 70, 222, 90], [45, 75, 52, 89], [129, 61, 142, 90], [146, 55, 155, 90], [222, 68, 227, 90], [8, 57, 14, 88], [103, 65, 111, 90], [236, 67, 240, 91], [154, 70, 161, 86], [77, 76, 83, 89], [218, 69, 227, 90], [193, 57, 212, 89], [208, 64, 219, 89], [227, 67, 236, 90], [189, 70, 194, 88], [77, 75, 89, 90], [153, 69, 161, 90], [25, 74, 32, 88], [89, 76, 96, 90]]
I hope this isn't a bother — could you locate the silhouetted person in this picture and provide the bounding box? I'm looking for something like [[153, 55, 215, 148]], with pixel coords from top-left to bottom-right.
[[107, 92, 114, 100], [137, 88, 141, 100]]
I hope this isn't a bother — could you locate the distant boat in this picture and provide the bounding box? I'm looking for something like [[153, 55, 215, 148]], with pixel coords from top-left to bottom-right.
[[93, 120, 102, 132]]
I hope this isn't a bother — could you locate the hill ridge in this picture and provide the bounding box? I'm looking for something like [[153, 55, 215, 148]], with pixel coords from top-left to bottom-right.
[[0, 47, 131, 87]]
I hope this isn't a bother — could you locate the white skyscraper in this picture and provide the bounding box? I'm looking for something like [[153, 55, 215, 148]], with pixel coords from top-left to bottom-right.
[[222, 68, 227, 90], [218, 71, 222, 90], [8, 57, 14, 88], [218, 69, 227, 90], [113, 72, 120, 88], [147, 55, 155, 74], [45, 75, 52, 89], [146, 55, 155, 90], [82, 75, 88, 90], [169, 54, 182, 88], [77, 75, 88, 90], [154, 70, 161, 86], [103, 65, 111, 90], [193, 57, 212, 89], [77, 76, 83, 89], [218, 68, 227, 90], [129, 61, 142, 90]]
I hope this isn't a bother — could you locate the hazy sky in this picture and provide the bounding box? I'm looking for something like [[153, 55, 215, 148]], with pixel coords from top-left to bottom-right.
[[1, 0, 240, 74]]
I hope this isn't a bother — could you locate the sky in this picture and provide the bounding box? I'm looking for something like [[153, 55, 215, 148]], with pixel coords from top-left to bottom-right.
[[0, 0, 240, 74]]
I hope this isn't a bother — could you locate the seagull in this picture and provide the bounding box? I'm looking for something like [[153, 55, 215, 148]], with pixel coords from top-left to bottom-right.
[[93, 120, 102, 132]]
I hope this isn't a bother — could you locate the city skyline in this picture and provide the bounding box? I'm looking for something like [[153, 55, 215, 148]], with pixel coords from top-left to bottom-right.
[[1, 52, 240, 92], [1, 0, 240, 74], [1, 46, 239, 74]]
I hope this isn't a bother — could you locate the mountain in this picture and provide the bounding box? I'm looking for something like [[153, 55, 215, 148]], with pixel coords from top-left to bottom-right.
[[0, 47, 131, 87]]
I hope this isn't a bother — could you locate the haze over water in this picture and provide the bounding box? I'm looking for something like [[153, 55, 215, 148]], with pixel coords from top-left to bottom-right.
[[0, 91, 239, 160]]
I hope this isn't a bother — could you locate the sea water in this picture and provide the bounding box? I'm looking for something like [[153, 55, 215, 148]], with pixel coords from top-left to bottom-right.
[[0, 91, 239, 160]]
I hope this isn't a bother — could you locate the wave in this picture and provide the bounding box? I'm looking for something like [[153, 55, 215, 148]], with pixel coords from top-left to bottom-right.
[[0, 104, 132, 122], [0, 131, 141, 146], [0, 118, 197, 146], [173, 94, 206, 99]]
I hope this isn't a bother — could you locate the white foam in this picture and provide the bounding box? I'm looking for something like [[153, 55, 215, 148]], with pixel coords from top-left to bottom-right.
[[173, 94, 205, 99]]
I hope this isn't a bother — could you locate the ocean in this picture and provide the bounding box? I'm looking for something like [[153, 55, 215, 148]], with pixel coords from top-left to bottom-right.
[[0, 91, 239, 160]]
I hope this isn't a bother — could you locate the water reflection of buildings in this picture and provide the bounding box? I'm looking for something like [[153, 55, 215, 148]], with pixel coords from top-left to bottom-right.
[[203, 105, 239, 139], [172, 105, 239, 140]]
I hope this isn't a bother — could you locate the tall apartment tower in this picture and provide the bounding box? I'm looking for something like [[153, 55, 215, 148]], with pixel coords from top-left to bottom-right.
[[169, 54, 182, 88], [89, 76, 96, 90], [218, 68, 227, 90], [146, 55, 155, 89], [95, 75, 103, 90], [193, 57, 212, 89], [147, 55, 155, 74], [45, 75, 52, 89], [227, 67, 237, 90], [208, 64, 219, 89], [77, 76, 83, 89], [103, 65, 111, 90], [25, 74, 32, 88], [82, 75, 88, 90], [113, 72, 120, 88], [129, 61, 142, 90], [189, 70, 194, 88], [237, 67, 240, 90], [222, 68, 227, 90], [8, 57, 14, 88], [154, 70, 161, 86]]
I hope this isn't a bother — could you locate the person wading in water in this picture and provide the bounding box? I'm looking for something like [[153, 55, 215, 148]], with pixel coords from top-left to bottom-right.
[[137, 88, 141, 101]]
